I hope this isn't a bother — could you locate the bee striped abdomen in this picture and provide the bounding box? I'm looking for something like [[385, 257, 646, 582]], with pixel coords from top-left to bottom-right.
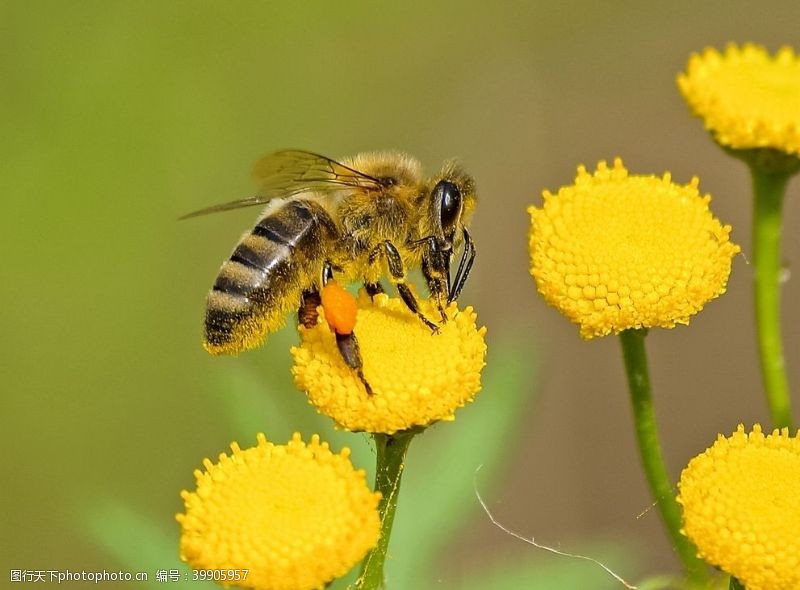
[[204, 199, 338, 355]]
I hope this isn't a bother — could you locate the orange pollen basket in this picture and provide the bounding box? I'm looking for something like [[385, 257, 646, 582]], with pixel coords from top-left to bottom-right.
[[321, 281, 358, 335]]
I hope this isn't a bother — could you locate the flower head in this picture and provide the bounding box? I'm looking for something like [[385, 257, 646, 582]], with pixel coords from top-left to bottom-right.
[[177, 433, 380, 590], [292, 291, 487, 434], [678, 425, 800, 590], [528, 159, 739, 339], [678, 43, 800, 156]]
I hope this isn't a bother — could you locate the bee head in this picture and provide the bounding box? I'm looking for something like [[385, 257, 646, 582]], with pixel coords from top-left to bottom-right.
[[424, 161, 477, 303], [430, 161, 476, 247]]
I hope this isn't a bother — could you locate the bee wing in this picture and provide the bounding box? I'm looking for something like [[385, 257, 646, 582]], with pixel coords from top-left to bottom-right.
[[254, 149, 383, 193], [179, 195, 271, 219], [180, 150, 383, 220]]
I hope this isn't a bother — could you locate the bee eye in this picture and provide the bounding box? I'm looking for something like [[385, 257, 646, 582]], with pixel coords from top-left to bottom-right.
[[435, 180, 462, 231]]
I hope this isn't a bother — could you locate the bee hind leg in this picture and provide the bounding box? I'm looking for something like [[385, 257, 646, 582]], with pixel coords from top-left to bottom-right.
[[321, 260, 335, 286], [319, 260, 374, 395], [298, 261, 341, 328], [336, 332, 373, 396]]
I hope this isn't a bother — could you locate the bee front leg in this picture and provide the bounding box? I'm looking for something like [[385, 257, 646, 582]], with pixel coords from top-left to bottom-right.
[[409, 235, 451, 323], [422, 243, 450, 324], [370, 240, 439, 333]]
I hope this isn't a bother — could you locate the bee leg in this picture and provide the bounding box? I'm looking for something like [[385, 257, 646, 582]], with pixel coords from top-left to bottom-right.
[[370, 240, 439, 332], [336, 332, 373, 396], [408, 234, 450, 323], [298, 261, 336, 328], [319, 262, 374, 395], [397, 283, 439, 332], [298, 289, 321, 328], [422, 245, 450, 323], [364, 281, 384, 298], [448, 227, 475, 303], [321, 260, 335, 286]]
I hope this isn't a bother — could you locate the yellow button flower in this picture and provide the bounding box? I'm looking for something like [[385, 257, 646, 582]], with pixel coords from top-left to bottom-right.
[[292, 292, 487, 434], [177, 433, 380, 590], [678, 43, 800, 156], [678, 425, 800, 590], [528, 159, 739, 339]]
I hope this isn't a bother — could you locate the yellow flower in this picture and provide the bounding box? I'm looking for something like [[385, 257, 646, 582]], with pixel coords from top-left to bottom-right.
[[176, 433, 380, 590], [678, 43, 800, 156], [528, 159, 739, 339], [678, 425, 800, 590], [292, 292, 487, 434]]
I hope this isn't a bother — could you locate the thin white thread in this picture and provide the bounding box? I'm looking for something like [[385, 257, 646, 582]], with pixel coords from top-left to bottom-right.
[[473, 465, 637, 590], [739, 249, 750, 265], [635, 500, 658, 520]]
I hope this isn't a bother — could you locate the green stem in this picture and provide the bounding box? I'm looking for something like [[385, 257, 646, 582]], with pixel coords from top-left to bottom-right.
[[618, 329, 708, 586], [356, 431, 415, 590], [729, 576, 746, 590], [751, 167, 794, 429]]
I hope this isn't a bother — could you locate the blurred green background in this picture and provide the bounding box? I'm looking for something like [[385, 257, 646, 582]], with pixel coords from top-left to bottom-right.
[[3, 1, 800, 588]]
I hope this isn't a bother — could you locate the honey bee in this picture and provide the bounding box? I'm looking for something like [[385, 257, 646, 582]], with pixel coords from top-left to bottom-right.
[[184, 150, 476, 388]]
